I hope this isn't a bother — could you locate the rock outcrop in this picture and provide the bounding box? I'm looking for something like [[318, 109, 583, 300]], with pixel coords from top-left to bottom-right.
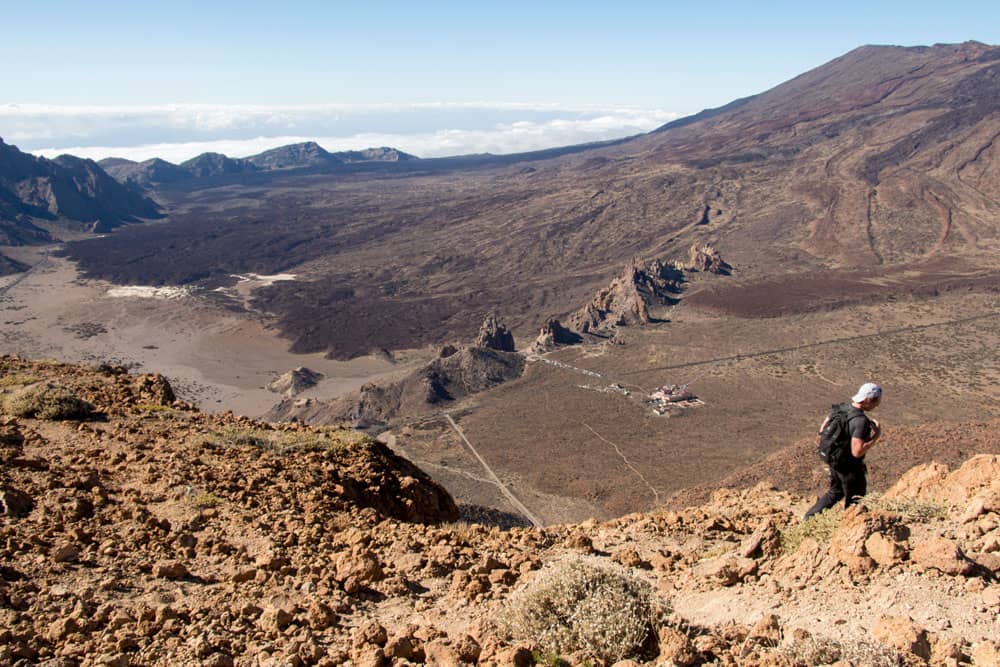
[[528, 318, 583, 354], [267, 367, 325, 397], [475, 314, 515, 352], [568, 258, 683, 335], [267, 345, 525, 428], [686, 242, 732, 274]]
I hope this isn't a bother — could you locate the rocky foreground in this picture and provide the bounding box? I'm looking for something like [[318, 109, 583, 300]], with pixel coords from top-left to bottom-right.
[[1, 357, 999, 666]]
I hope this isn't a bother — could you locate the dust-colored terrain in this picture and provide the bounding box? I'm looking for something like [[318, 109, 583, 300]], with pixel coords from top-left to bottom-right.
[[0, 246, 428, 417], [1, 359, 999, 666]]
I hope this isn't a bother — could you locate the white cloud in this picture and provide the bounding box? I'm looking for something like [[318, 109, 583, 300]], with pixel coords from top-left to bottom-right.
[[2, 103, 679, 163]]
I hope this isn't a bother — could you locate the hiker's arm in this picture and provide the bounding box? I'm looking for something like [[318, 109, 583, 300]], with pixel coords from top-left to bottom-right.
[[817, 416, 830, 435], [851, 432, 880, 458]]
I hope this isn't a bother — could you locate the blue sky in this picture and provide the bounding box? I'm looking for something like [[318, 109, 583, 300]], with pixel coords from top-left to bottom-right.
[[2, 1, 998, 161]]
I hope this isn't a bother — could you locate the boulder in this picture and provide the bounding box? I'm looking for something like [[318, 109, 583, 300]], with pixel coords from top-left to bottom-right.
[[911, 538, 974, 576], [872, 616, 931, 660], [972, 640, 1000, 667], [864, 532, 908, 567]]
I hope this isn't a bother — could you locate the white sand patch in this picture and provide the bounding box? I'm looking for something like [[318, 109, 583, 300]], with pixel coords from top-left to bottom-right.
[[105, 285, 194, 300], [231, 273, 297, 286]]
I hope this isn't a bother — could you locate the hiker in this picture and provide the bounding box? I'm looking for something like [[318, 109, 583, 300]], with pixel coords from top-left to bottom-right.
[[803, 382, 882, 520]]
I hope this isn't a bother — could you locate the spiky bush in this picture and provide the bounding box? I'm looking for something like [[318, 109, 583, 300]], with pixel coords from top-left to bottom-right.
[[4, 383, 93, 420], [782, 636, 903, 666], [498, 557, 655, 663]]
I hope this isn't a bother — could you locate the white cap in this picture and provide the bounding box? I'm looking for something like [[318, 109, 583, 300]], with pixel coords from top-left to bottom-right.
[[852, 382, 882, 403]]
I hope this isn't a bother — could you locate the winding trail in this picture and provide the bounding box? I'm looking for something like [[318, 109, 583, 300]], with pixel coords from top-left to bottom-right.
[[444, 413, 544, 528], [583, 422, 661, 505]]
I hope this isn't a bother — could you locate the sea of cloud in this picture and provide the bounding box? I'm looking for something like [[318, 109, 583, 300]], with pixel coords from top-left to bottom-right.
[[0, 103, 679, 163]]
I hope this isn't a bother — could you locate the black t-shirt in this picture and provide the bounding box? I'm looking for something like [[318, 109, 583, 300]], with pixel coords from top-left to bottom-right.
[[846, 408, 872, 460]]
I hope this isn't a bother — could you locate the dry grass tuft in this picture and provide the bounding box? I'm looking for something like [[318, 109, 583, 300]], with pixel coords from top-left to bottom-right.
[[3, 382, 94, 420], [497, 556, 656, 664], [780, 507, 843, 554], [866, 495, 951, 522], [198, 426, 370, 455], [0, 374, 42, 387]]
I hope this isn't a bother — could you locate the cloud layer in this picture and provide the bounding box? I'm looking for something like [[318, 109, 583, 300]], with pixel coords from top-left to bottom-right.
[[1, 103, 678, 162]]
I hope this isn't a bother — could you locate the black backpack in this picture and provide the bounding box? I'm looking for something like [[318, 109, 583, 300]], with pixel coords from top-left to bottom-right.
[[817, 403, 864, 466]]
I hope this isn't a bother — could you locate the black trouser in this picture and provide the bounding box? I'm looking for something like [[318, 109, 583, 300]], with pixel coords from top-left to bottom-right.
[[804, 462, 867, 520]]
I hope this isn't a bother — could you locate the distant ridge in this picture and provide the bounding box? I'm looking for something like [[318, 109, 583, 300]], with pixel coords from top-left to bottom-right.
[[98, 142, 419, 186], [0, 137, 161, 243]]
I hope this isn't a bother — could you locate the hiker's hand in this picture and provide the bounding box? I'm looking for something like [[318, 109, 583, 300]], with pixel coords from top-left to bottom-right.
[[870, 419, 881, 441]]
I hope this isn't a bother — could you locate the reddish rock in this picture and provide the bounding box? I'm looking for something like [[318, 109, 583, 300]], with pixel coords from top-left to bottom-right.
[[872, 616, 931, 660], [911, 538, 973, 576], [152, 561, 189, 580]]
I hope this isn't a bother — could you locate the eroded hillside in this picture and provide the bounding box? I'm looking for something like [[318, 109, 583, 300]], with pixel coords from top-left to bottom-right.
[[61, 42, 1000, 359], [2, 358, 999, 666]]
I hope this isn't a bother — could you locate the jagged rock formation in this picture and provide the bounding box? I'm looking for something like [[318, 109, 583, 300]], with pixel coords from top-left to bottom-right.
[[686, 242, 732, 274], [0, 138, 161, 238], [267, 366, 325, 397], [568, 258, 684, 335], [268, 346, 525, 428], [528, 318, 583, 354], [474, 314, 515, 352], [2, 358, 999, 665]]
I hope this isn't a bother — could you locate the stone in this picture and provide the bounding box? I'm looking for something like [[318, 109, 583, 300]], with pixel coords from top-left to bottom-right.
[[972, 640, 1000, 667], [336, 548, 384, 586], [152, 561, 189, 580], [259, 605, 294, 634], [454, 634, 481, 663], [697, 555, 757, 586], [911, 538, 973, 576], [656, 626, 697, 666], [740, 520, 782, 559], [52, 543, 80, 564], [352, 621, 387, 648], [0, 485, 33, 518], [864, 532, 907, 567], [424, 640, 462, 667], [872, 616, 931, 660]]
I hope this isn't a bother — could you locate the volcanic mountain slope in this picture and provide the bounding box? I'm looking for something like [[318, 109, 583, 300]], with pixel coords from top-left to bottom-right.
[[0, 138, 161, 244], [2, 357, 999, 666], [63, 42, 1000, 359]]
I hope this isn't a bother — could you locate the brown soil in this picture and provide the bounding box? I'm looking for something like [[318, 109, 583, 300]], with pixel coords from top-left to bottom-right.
[[2, 358, 999, 666]]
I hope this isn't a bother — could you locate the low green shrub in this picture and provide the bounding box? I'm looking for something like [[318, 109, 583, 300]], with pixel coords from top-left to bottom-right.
[[4, 382, 94, 420], [498, 557, 656, 664]]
